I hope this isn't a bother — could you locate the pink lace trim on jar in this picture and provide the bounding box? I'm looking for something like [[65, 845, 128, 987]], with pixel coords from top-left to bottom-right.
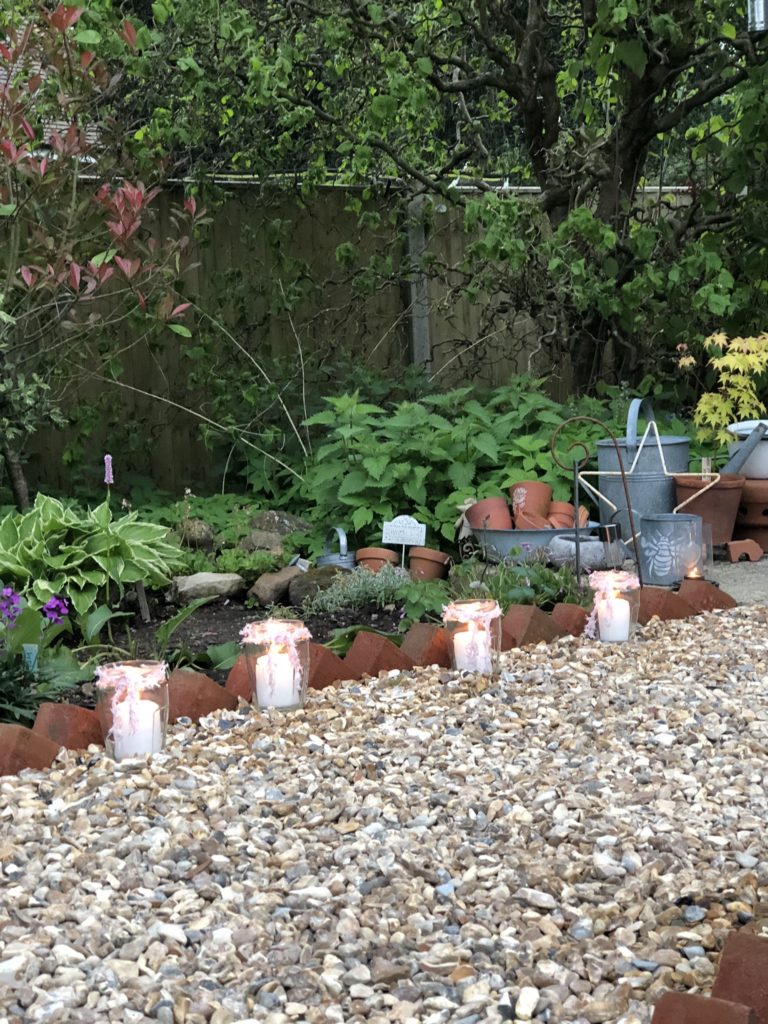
[[94, 661, 167, 748], [585, 570, 640, 638]]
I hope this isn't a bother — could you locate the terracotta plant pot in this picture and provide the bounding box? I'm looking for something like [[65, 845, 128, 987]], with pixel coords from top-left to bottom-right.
[[509, 480, 553, 518], [674, 473, 745, 546], [515, 511, 551, 530], [465, 497, 513, 531], [547, 513, 574, 528], [355, 547, 399, 573], [577, 506, 590, 528], [737, 478, 768, 526], [549, 500, 575, 522], [408, 546, 451, 581]]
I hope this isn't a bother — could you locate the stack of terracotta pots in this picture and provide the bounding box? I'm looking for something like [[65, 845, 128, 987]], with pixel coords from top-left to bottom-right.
[[465, 482, 589, 532], [734, 479, 768, 550]]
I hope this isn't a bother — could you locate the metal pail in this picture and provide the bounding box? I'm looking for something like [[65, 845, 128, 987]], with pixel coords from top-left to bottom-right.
[[636, 513, 703, 586]]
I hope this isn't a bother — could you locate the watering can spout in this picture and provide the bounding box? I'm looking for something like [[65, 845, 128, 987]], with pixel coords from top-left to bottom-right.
[[721, 422, 768, 475]]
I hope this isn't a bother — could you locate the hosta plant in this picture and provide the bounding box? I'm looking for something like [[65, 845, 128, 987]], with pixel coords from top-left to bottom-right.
[[0, 494, 185, 617]]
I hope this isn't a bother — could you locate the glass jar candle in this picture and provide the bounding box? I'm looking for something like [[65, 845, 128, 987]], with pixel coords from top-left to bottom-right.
[[442, 600, 502, 675], [241, 619, 311, 710], [588, 571, 641, 642], [95, 661, 169, 760]]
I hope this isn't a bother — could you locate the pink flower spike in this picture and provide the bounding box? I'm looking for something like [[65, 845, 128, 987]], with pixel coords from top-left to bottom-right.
[[104, 454, 114, 485]]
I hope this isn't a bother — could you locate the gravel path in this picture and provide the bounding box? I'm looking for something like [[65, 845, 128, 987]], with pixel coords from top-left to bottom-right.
[[2, 608, 768, 1024], [710, 558, 768, 605]]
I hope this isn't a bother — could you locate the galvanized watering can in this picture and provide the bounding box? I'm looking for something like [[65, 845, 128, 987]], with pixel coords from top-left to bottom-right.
[[316, 526, 356, 570], [596, 399, 689, 537]]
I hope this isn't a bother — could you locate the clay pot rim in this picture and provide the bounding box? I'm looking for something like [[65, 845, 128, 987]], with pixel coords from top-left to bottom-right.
[[674, 473, 745, 489], [515, 512, 550, 529], [355, 547, 399, 561], [408, 546, 451, 564], [549, 500, 575, 512]]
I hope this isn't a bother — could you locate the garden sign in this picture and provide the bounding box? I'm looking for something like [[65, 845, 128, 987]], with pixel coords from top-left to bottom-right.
[[382, 515, 426, 564]]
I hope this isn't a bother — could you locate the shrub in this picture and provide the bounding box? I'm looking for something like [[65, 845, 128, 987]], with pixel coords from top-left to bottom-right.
[[303, 564, 409, 615]]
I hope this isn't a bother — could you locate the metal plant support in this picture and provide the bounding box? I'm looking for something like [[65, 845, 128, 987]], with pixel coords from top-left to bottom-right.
[[550, 417, 644, 586]]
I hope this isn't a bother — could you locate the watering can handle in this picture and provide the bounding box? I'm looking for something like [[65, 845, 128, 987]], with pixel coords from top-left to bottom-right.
[[324, 526, 348, 557], [625, 398, 656, 456]]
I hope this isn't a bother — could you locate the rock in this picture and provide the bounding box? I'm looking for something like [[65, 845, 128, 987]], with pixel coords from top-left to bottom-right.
[[241, 529, 285, 556], [179, 518, 215, 550], [370, 958, 411, 983], [170, 573, 245, 601], [250, 510, 310, 536], [287, 566, 343, 607], [247, 566, 302, 606], [513, 886, 557, 910], [0, 952, 37, 987], [515, 986, 540, 1020]]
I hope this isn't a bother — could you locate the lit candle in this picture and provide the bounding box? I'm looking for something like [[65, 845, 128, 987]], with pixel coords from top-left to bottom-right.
[[254, 647, 298, 707], [452, 621, 493, 672], [112, 697, 163, 758], [596, 593, 631, 642]]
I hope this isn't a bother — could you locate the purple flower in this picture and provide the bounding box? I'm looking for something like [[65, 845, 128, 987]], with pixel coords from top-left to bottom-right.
[[42, 595, 69, 625], [0, 586, 21, 626], [104, 453, 114, 485]]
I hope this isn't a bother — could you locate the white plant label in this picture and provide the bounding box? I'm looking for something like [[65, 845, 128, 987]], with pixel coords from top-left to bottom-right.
[[382, 515, 426, 546]]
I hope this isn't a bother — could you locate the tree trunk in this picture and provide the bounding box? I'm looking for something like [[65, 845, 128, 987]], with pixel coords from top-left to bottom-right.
[[2, 443, 31, 511]]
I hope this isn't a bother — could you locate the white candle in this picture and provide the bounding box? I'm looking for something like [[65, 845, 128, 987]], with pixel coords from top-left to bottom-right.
[[452, 622, 493, 672], [255, 649, 298, 707], [596, 594, 631, 642], [113, 697, 163, 758]]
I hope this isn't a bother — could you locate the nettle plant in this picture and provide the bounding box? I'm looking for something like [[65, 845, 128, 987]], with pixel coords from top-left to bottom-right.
[[0, 5, 205, 510]]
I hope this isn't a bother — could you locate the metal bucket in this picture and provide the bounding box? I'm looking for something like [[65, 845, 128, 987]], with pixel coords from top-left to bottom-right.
[[636, 513, 703, 586], [316, 527, 356, 570], [597, 399, 689, 535]]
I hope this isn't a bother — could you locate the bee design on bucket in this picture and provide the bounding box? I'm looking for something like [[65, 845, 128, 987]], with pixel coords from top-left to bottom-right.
[[639, 533, 678, 582]]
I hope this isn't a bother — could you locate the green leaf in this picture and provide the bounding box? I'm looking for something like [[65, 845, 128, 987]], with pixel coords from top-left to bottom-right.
[[615, 39, 647, 77], [206, 641, 241, 671], [155, 596, 214, 654], [362, 455, 389, 481], [472, 432, 499, 462], [169, 323, 192, 337], [82, 604, 119, 643], [352, 505, 374, 531], [75, 29, 102, 45], [721, 22, 737, 39]]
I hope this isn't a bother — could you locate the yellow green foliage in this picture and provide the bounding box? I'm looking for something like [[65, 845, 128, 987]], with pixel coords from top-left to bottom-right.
[[690, 332, 768, 442]]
